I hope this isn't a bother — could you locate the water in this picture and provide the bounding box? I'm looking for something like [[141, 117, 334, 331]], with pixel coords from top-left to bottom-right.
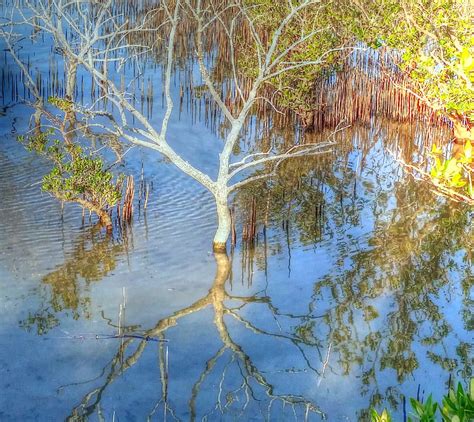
[[0, 5, 473, 421]]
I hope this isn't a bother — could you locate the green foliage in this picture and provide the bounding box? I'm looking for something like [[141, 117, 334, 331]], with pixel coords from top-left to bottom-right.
[[429, 140, 473, 200], [382, 0, 474, 123], [335, 0, 474, 124], [371, 408, 393, 422], [18, 129, 52, 153], [336, 0, 474, 124], [371, 379, 474, 422], [48, 96, 74, 112], [409, 395, 438, 421], [241, 0, 473, 126], [239, 0, 346, 113], [18, 131, 122, 216], [441, 379, 474, 421]]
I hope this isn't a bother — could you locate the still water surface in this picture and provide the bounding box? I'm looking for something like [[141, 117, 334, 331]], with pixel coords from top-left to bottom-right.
[[0, 16, 472, 422]]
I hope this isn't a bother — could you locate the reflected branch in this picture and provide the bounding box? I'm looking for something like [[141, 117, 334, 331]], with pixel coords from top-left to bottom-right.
[[21, 225, 128, 334], [67, 252, 325, 420]]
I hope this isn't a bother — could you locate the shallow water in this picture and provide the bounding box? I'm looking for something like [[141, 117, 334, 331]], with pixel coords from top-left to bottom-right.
[[0, 7, 473, 422]]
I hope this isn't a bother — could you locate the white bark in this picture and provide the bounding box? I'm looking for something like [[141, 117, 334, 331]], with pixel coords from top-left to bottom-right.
[[213, 193, 231, 252], [65, 59, 77, 101]]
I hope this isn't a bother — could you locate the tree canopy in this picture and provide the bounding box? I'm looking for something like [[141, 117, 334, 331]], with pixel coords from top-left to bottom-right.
[[244, 0, 474, 133]]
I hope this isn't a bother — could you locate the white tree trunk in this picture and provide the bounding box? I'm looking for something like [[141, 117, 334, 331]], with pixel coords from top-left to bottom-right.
[[65, 59, 77, 101], [213, 194, 231, 253]]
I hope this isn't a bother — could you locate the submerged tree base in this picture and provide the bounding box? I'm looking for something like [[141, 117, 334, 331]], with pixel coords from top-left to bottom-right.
[[98, 213, 113, 233], [213, 242, 227, 253]]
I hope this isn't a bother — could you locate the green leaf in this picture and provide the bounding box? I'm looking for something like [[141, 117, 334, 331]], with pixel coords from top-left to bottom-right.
[[444, 159, 460, 178], [464, 140, 472, 160], [460, 48, 474, 71]]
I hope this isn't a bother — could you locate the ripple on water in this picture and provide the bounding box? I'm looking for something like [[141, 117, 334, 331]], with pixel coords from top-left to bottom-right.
[[0, 132, 220, 285], [0, 145, 73, 266]]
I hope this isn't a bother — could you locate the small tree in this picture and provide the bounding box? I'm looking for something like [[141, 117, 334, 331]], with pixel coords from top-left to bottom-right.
[[2, 21, 125, 228], [4, 0, 343, 252], [19, 130, 123, 228]]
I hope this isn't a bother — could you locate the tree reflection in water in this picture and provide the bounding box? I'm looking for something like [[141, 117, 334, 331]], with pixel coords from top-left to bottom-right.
[[67, 251, 326, 421], [231, 122, 473, 419], [20, 225, 130, 335], [18, 122, 472, 420], [61, 185, 470, 420]]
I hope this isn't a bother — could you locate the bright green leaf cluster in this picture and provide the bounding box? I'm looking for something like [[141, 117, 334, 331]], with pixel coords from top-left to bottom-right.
[[441, 379, 474, 421], [429, 141, 473, 199], [355, 0, 474, 124], [371, 408, 393, 422], [409, 395, 438, 421], [371, 378, 474, 422]]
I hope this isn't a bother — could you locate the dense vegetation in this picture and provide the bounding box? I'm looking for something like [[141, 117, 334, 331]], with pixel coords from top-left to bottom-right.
[[6, 0, 474, 233], [240, 0, 473, 202], [244, 0, 473, 134]]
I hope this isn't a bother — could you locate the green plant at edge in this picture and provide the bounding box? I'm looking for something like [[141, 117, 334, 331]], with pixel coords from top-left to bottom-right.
[[371, 378, 474, 422]]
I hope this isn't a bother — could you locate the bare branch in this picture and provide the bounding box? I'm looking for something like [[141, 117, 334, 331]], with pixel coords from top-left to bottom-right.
[[229, 141, 335, 181]]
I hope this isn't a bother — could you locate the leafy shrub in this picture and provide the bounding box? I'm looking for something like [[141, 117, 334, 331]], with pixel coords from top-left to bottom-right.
[[441, 379, 474, 421], [18, 130, 122, 226]]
